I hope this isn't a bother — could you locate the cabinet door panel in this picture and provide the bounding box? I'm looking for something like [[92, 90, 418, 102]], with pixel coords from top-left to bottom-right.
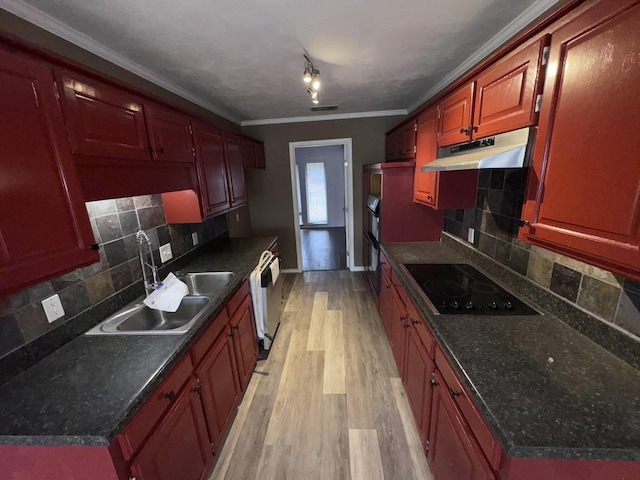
[[0, 48, 98, 294], [242, 137, 256, 168], [231, 296, 258, 390], [196, 326, 241, 447], [428, 372, 494, 480], [254, 142, 266, 168], [379, 268, 394, 340], [473, 37, 548, 138], [130, 384, 212, 480], [55, 69, 150, 161], [390, 287, 408, 377], [414, 109, 439, 206], [438, 83, 474, 146], [145, 103, 194, 163], [224, 134, 247, 206], [194, 125, 230, 216], [404, 324, 435, 451], [520, 0, 640, 278]]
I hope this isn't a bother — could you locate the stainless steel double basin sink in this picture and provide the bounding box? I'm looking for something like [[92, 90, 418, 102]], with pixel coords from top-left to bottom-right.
[[86, 272, 235, 335]]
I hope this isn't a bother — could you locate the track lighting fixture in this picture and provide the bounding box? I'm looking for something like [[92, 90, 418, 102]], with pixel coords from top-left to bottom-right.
[[303, 54, 321, 104]]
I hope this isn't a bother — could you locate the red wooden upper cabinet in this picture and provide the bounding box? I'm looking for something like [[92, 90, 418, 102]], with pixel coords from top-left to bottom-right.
[[0, 46, 98, 295], [241, 137, 256, 168], [437, 37, 548, 147], [254, 141, 266, 169], [401, 121, 418, 160], [437, 83, 474, 147], [55, 68, 150, 161], [223, 133, 248, 207], [473, 36, 549, 139], [520, 0, 640, 280], [195, 124, 230, 217], [414, 109, 439, 206], [144, 103, 195, 163], [414, 108, 478, 210]]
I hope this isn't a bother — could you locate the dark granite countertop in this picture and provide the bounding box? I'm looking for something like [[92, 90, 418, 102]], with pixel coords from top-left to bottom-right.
[[0, 236, 276, 447], [381, 240, 640, 461]]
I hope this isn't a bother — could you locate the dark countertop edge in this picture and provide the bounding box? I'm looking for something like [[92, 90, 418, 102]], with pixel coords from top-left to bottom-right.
[[0, 435, 110, 447], [0, 236, 277, 447], [380, 239, 640, 463]]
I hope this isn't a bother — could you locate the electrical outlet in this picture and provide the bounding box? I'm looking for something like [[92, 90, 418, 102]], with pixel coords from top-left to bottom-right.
[[467, 228, 475, 244], [192, 232, 199, 246], [42, 294, 65, 323], [159, 243, 173, 263], [235, 213, 240, 222]]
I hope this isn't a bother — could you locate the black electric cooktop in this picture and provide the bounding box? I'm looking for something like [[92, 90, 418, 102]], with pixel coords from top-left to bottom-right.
[[403, 263, 538, 316]]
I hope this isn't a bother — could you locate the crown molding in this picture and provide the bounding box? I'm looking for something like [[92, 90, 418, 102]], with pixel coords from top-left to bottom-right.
[[406, 0, 563, 113], [241, 109, 407, 127], [0, 0, 241, 124]]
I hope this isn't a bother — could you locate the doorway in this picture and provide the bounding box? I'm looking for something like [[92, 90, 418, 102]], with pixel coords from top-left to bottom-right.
[[289, 139, 354, 272]]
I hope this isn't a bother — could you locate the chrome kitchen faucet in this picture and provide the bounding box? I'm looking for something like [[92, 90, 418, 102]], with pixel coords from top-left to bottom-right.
[[136, 230, 159, 296]]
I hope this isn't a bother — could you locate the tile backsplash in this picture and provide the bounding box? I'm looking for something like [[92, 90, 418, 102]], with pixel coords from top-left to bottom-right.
[[444, 168, 640, 338], [0, 194, 228, 364]]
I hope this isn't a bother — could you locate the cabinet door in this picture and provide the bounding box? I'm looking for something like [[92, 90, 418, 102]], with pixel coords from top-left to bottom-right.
[[520, 0, 640, 279], [241, 137, 256, 168], [0, 48, 98, 295], [230, 296, 258, 391], [195, 325, 241, 449], [473, 37, 548, 138], [194, 124, 230, 216], [414, 109, 439, 206], [130, 381, 212, 480], [404, 323, 435, 452], [401, 121, 417, 159], [379, 268, 394, 340], [55, 69, 150, 161], [438, 83, 474, 146], [389, 286, 408, 377], [254, 142, 266, 169], [428, 372, 495, 480], [224, 134, 248, 207], [144, 103, 195, 163]]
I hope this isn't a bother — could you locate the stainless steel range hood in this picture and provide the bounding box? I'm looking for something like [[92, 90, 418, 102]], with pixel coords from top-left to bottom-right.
[[422, 127, 534, 172]]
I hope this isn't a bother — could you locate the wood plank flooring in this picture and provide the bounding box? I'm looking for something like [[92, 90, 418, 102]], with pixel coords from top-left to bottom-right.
[[301, 227, 347, 271], [210, 271, 433, 480]]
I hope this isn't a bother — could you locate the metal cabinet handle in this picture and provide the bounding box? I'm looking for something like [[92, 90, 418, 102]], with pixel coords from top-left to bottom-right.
[[459, 128, 466, 134], [164, 391, 176, 402], [144, 146, 153, 153], [449, 389, 461, 399], [194, 378, 202, 394], [156, 147, 165, 154], [411, 319, 420, 325], [430, 373, 438, 387], [130, 476, 137, 480]]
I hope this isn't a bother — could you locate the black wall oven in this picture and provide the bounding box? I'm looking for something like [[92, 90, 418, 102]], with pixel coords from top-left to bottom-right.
[[365, 194, 381, 294]]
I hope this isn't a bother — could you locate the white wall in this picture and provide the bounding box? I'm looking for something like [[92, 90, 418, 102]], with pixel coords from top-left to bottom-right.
[[295, 145, 345, 228]]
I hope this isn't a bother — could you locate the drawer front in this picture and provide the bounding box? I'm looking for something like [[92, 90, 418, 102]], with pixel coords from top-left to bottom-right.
[[405, 298, 435, 359], [226, 280, 250, 318], [391, 270, 408, 307], [435, 347, 503, 469], [190, 309, 229, 366], [117, 353, 193, 461]]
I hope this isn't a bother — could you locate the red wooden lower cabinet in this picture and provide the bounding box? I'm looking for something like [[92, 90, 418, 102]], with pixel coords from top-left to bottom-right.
[[230, 296, 259, 390], [129, 379, 212, 480], [389, 286, 409, 377], [195, 324, 242, 452], [428, 370, 495, 480], [379, 268, 393, 339], [403, 322, 435, 452]]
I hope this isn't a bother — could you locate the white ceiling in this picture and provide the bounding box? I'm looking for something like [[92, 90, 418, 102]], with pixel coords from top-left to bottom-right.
[[1, 0, 562, 124]]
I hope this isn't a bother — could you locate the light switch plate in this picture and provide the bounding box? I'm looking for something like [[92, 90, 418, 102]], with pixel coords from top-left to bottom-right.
[[42, 294, 65, 323], [467, 228, 475, 244], [159, 243, 173, 263], [192, 232, 199, 246]]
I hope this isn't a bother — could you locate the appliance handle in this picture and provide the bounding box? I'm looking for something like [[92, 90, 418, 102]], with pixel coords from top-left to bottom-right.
[[366, 231, 380, 249]]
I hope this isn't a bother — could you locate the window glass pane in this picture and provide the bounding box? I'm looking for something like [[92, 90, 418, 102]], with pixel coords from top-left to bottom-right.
[[305, 162, 328, 224]]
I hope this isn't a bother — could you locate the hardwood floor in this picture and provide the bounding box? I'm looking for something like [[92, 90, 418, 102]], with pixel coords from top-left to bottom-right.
[[209, 271, 433, 480], [301, 227, 347, 271]]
